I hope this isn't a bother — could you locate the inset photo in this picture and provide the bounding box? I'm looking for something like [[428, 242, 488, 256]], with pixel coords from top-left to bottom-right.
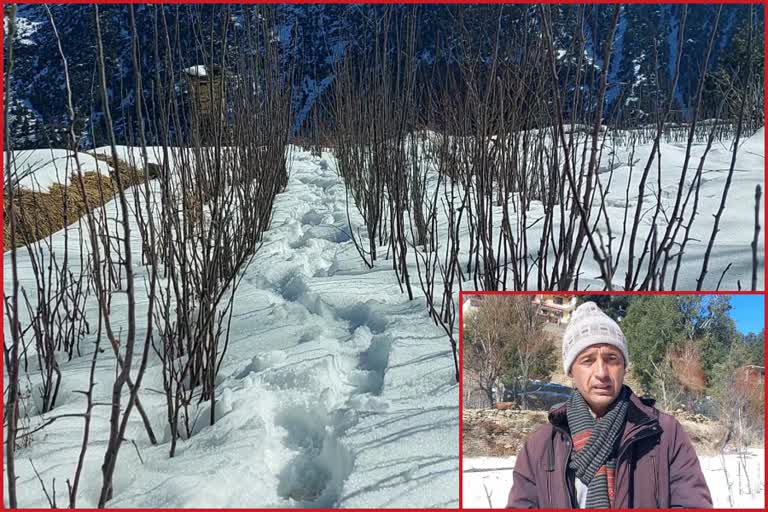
[[462, 293, 765, 508]]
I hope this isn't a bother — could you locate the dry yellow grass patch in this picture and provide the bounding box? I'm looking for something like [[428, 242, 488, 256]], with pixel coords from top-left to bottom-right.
[[4, 172, 118, 249], [3, 152, 158, 250]]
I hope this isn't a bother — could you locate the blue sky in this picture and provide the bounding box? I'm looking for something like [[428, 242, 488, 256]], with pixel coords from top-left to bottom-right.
[[726, 295, 764, 335]]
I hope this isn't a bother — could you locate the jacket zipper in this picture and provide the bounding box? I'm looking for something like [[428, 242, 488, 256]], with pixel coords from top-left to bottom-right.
[[616, 421, 662, 506], [651, 453, 659, 507], [546, 429, 554, 505], [547, 469, 551, 505], [553, 425, 573, 507]]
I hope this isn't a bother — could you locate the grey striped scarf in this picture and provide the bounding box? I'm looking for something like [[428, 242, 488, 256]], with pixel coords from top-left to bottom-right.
[[566, 386, 629, 508]]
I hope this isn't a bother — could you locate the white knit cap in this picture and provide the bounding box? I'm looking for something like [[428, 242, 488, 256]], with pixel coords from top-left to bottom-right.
[[562, 301, 628, 374]]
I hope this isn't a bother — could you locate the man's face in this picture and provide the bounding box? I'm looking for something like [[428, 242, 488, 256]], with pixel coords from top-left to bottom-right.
[[569, 343, 626, 417]]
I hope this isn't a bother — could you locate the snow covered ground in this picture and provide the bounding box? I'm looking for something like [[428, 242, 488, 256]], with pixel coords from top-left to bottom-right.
[[3, 149, 458, 507], [463, 450, 765, 508], [418, 127, 764, 290], [5, 148, 110, 191], [2, 125, 763, 507], [462, 457, 516, 508], [7, 126, 764, 290]]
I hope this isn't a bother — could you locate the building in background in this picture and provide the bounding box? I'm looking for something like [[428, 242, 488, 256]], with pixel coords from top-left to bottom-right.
[[462, 295, 486, 318], [533, 294, 578, 324], [184, 65, 226, 143]]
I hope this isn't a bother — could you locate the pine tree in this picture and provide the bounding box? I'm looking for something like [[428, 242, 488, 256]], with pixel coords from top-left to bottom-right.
[[703, 13, 764, 124], [621, 296, 690, 392]]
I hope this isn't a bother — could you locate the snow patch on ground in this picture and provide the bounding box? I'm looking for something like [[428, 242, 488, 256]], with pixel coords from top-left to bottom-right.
[[4, 149, 111, 191], [463, 451, 765, 508], [424, 128, 764, 290], [4, 147, 458, 508]]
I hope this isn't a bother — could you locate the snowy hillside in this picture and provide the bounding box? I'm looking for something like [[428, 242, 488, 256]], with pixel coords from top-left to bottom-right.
[[396, 128, 764, 291], [3, 148, 458, 508], [2, 123, 763, 506], [463, 451, 765, 508], [4, 4, 759, 149]]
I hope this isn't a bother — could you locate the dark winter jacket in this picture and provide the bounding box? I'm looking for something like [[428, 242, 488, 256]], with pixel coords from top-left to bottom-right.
[[507, 388, 713, 508]]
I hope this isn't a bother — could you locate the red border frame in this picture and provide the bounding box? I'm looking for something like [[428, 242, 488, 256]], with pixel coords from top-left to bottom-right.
[[458, 290, 768, 511], [1, 1, 766, 5], [1, 2, 767, 511]]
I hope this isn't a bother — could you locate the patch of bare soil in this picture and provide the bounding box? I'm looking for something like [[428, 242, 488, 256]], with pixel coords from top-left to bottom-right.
[[676, 412, 727, 456], [463, 408, 548, 458], [464, 407, 727, 458]]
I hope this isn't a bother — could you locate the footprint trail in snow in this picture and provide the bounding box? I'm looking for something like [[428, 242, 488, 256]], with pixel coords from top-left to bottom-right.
[[122, 150, 458, 508], [230, 151, 458, 507], [6, 148, 458, 509]]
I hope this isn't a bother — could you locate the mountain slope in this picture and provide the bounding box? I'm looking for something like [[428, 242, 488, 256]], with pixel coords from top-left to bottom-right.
[[4, 4, 761, 149]]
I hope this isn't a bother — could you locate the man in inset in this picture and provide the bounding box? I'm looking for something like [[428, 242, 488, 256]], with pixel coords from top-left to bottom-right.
[[507, 301, 712, 508]]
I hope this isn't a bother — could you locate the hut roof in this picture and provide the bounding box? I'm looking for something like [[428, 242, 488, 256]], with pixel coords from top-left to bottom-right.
[[183, 65, 224, 79]]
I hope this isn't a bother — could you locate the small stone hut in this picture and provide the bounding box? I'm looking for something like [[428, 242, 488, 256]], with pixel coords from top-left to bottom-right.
[[183, 64, 225, 142]]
